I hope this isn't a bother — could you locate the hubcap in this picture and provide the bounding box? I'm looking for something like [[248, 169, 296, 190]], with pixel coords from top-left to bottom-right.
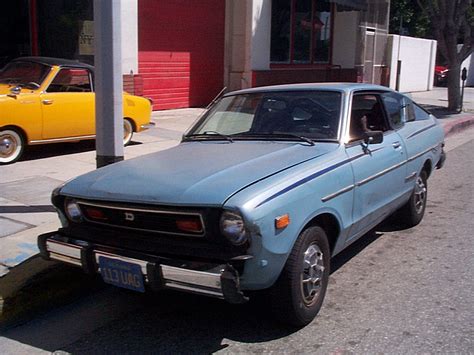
[[414, 176, 427, 214], [301, 243, 325, 305], [0, 135, 17, 158]]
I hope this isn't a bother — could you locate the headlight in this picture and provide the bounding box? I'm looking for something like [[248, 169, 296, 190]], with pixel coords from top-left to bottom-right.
[[65, 198, 83, 222], [220, 210, 248, 245]]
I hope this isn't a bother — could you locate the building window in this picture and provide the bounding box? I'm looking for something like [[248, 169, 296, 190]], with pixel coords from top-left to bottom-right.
[[271, 0, 332, 65]]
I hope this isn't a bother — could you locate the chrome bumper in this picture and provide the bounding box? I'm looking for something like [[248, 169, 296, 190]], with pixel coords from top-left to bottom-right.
[[140, 122, 156, 130], [38, 233, 248, 303]]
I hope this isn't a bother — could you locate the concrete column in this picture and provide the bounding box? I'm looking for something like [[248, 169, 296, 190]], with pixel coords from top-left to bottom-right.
[[94, 0, 124, 168]]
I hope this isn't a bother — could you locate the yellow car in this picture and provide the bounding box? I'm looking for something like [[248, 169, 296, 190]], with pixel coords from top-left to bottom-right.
[[0, 57, 154, 164]]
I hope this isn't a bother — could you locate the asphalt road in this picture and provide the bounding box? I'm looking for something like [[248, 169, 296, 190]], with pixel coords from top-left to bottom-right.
[[1, 128, 473, 354]]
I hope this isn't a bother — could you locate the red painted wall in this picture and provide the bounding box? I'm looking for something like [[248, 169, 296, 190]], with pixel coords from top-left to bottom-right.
[[138, 0, 225, 110]]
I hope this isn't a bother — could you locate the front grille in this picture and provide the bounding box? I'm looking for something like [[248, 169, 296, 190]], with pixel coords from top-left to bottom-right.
[[77, 200, 205, 237]]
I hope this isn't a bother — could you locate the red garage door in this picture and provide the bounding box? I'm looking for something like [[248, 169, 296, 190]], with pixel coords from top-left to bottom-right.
[[138, 0, 225, 110]]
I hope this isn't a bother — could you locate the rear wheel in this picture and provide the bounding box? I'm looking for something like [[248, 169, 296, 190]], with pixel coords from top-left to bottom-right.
[[123, 118, 134, 146], [396, 170, 428, 227], [268, 226, 330, 327], [0, 128, 25, 164]]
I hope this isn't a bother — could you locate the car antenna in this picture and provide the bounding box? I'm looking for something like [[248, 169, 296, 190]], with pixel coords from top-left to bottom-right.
[[182, 87, 227, 140], [206, 87, 227, 109]]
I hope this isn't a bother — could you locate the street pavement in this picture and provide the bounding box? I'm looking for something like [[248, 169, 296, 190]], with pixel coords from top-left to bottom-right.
[[0, 87, 473, 326], [0, 127, 472, 354]]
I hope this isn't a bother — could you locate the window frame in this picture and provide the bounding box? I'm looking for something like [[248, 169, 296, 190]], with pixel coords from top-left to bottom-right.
[[45, 66, 94, 93], [270, 0, 335, 67]]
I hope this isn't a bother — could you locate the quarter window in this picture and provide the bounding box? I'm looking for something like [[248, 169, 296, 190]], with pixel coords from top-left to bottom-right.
[[271, 0, 332, 64]]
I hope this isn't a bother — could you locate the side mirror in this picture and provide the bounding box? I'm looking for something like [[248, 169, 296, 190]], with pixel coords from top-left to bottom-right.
[[8, 86, 21, 97], [363, 130, 383, 145]]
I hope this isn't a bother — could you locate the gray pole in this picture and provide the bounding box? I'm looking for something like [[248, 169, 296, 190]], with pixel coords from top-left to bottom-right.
[[94, 0, 124, 168]]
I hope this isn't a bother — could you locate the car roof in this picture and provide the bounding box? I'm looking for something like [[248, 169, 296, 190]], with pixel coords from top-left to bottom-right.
[[11, 56, 94, 71], [224, 83, 392, 96]]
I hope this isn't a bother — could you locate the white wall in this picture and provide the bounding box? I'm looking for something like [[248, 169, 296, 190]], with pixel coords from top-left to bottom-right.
[[332, 11, 358, 68], [120, 0, 138, 74], [250, 0, 271, 70], [461, 52, 474, 87], [388, 35, 437, 92]]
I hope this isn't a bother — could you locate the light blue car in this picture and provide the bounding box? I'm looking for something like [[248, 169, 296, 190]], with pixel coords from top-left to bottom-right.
[[39, 83, 445, 326]]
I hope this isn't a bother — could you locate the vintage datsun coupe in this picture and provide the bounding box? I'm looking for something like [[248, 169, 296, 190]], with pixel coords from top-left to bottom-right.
[[38, 83, 445, 326], [0, 57, 153, 164]]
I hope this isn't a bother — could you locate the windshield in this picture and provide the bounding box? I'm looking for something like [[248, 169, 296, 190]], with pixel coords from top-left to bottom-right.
[[186, 91, 342, 142], [0, 61, 51, 88]]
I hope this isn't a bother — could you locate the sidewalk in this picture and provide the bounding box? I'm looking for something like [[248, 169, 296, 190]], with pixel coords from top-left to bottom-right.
[[1, 87, 473, 326]]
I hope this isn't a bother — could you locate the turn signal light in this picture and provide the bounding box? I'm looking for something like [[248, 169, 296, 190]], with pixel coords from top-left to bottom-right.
[[275, 214, 290, 229], [176, 218, 203, 233]]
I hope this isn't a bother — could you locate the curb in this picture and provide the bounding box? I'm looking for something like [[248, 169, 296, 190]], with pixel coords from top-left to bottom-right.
[[443, 116, 474, 137]]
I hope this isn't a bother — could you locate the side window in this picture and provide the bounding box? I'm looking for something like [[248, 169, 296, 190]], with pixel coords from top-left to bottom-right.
[[350, 93, 388, 141], [381, 92, 404, 129], [47, 68, 92, 93]]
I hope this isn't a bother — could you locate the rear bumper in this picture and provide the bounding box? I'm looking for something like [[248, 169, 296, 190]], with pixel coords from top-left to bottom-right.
[[38, 232, 249, 304], [436, 148, 446, 169]]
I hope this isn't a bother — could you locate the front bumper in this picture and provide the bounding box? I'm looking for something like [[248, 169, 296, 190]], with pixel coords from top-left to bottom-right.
[[140, 122, 156, 130], [38, 232, 249, 304]]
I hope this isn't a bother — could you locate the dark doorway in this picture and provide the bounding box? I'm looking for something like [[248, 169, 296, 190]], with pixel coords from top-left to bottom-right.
[[0, 0, 30, 68]]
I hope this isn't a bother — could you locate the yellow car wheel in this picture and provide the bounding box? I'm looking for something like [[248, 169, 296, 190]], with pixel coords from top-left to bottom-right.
[[123, 118, 134, 146], [0, 128, 25, 165]]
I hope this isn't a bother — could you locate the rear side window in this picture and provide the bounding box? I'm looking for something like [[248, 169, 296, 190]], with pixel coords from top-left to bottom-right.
[[413, 103, 431, 121]]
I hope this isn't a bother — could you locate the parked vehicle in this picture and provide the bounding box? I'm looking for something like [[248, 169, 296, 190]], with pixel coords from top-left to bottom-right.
[[434, 65, 449, 86], [38, 83, 445, 326], [0, 57, 154, 164]]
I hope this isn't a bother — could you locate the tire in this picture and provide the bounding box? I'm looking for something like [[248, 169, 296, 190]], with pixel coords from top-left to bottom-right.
[[396, 170, 428, 227], [123, 118, 134, 146], [268, 226, 330, 327], [0, 128, 25, 165]]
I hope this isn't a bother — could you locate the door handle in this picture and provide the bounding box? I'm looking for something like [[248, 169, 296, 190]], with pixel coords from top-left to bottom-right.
[[392, 141, 401, 149], [42, 99, 53, 105]]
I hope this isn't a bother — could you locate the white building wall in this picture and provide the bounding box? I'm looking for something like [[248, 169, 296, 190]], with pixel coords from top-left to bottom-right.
[[461, 51, 474, 87], [332, 11, 358, 68], [120, 0, 138, 75], [250, 0, 271, 70], [388, 35, 437, 92]]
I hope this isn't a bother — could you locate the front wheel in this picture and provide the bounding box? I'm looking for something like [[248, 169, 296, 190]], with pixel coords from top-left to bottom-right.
[[0, 128, 25, 165], [268, 226, 330, 327], [123, 118, 134, 146]]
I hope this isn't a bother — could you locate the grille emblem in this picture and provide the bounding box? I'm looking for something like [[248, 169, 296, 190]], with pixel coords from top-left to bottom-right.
[[124, 212, 135, 221]]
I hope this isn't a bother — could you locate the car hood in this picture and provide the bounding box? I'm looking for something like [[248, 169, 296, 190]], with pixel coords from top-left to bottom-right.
[[61, 141, 337, 206]]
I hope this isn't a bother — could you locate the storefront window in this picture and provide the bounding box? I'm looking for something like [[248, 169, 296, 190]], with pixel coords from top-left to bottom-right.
[[271, 0, 332, 65], [271, 0, 291, 62]]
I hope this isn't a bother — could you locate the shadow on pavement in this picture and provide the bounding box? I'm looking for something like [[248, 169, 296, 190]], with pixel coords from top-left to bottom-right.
[[1, 221, 410, 353], [0, 205, 56, 213], [18, 140, 142, 162]]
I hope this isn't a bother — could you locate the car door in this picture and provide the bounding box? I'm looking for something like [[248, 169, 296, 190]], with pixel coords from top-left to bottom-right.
[[345, 92, 408, 242], [40, 67, 95, 139]]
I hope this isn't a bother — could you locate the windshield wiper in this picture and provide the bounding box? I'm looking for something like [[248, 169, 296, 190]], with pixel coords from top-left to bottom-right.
[[231, 132, 315, 146], [184, 131, 234, 143]]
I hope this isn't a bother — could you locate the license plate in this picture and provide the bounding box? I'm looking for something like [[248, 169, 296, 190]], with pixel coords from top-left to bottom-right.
[[98, 256, 145, 293]]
